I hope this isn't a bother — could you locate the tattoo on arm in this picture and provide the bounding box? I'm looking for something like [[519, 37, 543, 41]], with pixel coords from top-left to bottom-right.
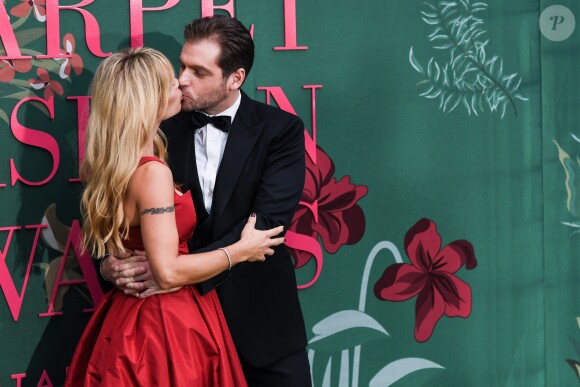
[[140, 206, 175, 215]]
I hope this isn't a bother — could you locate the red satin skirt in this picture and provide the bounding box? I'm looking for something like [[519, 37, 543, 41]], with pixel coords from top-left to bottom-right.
[[65, 286, 247, 387]]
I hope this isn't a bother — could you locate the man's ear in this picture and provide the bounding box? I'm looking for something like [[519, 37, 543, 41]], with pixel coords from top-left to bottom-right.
[[228, 68, 246, 90]]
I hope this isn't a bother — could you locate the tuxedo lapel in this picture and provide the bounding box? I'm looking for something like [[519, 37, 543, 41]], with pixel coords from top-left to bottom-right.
[[212, 93, 263, 220], [187, 140, 207, 223], [165, 112, 205, 219]]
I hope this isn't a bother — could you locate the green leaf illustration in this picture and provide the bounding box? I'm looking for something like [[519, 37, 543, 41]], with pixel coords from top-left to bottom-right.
[[0, 80, 25, 96], [10, 8, 31, 30], [2, 90, 33, 100], [410, 0, 527, 117], [566, 359, 580, 382], [308, 310, 389, 351], [369, 358, 444, 387], [555, 141, 580, 218], [0, 109, 8, 125], [16, 27, 46, 48], [569, 318, 580, 382]]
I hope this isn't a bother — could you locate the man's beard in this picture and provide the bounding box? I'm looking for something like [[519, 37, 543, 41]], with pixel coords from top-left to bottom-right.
[[181, 80, 228, 113]]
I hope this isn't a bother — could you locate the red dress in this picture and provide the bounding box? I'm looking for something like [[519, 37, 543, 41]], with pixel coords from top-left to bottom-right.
[[65, 157, 247, 387]]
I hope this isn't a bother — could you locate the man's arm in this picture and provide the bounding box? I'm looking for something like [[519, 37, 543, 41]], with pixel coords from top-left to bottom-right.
[[196, 113, 306, 294], [93, 254, 114, 292]]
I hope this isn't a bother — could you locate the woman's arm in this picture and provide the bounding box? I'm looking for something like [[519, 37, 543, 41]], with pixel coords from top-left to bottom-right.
[[129, 161, 283, 290]]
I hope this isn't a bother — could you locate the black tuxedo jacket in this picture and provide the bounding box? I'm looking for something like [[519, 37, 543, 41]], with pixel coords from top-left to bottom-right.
[[161, 91, 308, 368]]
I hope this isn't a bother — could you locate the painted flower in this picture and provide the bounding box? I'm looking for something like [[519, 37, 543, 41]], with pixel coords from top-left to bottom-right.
[[288, 145, 368, 268], [56, 33, 83, 78], [29, 67, 64, 100], [374, 218, 477, 342], [0, 59, 32, 82], [10, 0, 46, 22]]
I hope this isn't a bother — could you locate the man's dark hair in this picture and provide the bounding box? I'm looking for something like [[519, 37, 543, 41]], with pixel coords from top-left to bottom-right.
[[183, 15, 254, 80]]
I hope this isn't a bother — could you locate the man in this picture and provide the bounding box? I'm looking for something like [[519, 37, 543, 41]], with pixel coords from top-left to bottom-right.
[[101, 15, 311, 386]]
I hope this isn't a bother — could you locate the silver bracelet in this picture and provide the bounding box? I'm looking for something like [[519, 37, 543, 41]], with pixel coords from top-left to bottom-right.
[[99, 253, 111, 282], [218, 248, 232, 270]]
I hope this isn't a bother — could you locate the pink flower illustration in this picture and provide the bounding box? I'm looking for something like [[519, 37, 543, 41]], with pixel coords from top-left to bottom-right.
[[29, 68, 64, 100], [58, 33, 84, 78], [0, 59, 32, 82], [10, 0, 46, 21], [374, 218, 477, 342], [288, 145, 368, 268]]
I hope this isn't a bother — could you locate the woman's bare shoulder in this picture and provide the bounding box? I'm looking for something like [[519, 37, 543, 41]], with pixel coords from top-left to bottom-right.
[[130, 159, 174, 199]]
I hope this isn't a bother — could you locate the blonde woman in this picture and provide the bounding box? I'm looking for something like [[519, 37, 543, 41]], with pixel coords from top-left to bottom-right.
[[65, 47, 282, 386]]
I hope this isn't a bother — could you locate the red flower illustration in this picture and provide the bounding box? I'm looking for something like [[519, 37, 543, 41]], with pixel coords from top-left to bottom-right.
[[57, 33, 83, 78], [10, 0, 46, 21], [288, 145, 368, 268], [0, 59, 32, 82], [29, 68, 64, 100], [374, 218, 477, 342]]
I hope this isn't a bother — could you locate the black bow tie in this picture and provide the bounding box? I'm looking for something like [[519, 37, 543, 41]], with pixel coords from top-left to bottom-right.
[[191, 111, 231, 133]]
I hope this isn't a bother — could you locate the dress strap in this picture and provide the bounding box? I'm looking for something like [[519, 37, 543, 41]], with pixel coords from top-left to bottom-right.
[[138, 156, 166, 166]]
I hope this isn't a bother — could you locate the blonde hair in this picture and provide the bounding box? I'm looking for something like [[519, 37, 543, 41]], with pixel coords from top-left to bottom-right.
[[80, 47, 174, 257]]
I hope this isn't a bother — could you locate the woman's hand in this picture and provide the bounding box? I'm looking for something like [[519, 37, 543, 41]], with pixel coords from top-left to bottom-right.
[[238, 214, 285, 263]]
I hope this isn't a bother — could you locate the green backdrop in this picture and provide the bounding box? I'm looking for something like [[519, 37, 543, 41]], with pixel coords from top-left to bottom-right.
[[0, 1, 578, 386]]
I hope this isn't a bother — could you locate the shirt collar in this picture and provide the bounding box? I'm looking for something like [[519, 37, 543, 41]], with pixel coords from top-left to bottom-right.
[[209, 91, 241, 123]]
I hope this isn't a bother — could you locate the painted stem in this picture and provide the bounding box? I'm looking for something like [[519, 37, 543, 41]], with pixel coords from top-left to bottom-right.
[[352, 241, 403, 387]]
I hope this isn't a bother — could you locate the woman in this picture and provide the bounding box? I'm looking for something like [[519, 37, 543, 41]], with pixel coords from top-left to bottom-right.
[[65, 47, 282, 386]]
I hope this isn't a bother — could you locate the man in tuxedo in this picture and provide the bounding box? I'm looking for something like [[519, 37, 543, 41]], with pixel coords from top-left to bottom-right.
[[101, 15, 311, 385]]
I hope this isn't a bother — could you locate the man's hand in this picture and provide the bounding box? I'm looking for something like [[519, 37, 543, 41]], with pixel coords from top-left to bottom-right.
[[101, 250, 181, 298], [101, 250, 150, 296]]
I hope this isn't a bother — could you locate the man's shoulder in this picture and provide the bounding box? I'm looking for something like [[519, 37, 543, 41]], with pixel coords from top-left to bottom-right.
[[248, 95, 294, 117], [161, 111, 191, 132], [243, 94, 304, 129]]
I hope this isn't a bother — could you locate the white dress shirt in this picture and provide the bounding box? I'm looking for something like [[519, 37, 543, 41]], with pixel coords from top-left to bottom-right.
[[195, 92, 241, 213]]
